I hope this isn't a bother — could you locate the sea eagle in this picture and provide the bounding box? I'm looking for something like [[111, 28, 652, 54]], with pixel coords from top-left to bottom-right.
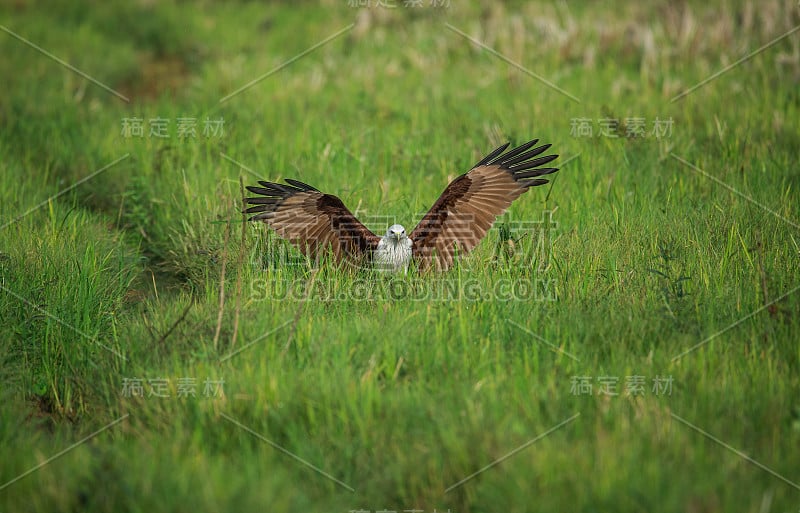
[[244, 138, 558, 272]]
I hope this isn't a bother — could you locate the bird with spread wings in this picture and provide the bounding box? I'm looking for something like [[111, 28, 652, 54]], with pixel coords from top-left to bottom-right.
[[244, 138, 558, 272]]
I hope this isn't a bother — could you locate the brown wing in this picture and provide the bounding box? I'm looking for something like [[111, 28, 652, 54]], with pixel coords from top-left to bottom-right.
[[244, 179, 380, 263], [409, 139, 558, 271]]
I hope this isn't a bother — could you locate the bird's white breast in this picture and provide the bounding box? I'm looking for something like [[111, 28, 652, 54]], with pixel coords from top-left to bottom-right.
[[375, 236, 413, 272]]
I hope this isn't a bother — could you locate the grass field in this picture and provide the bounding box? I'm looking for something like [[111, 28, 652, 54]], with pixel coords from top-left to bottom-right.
[[1, 1, 799, 511]]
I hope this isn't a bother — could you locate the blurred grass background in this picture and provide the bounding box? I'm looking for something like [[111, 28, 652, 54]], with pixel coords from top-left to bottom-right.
[[1, 1, 799, 512]]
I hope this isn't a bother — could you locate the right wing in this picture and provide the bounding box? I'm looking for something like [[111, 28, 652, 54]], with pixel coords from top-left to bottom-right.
[[409, 139, 558, 270]]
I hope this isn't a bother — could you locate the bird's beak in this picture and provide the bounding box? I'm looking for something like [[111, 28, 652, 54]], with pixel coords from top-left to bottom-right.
[[393, 232, 401, 240]]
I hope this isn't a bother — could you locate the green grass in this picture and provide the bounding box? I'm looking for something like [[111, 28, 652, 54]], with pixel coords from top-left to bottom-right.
[[1, 1, 799, 511]]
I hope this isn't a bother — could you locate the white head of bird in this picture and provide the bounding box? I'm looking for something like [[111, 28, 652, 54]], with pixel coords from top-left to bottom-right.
[[375, 224, 413, 272]]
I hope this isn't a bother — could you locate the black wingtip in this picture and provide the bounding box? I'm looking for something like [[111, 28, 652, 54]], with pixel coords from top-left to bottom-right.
[[474, 142, 511, 167], [508, 153, 559, 172], [490, 139, 539, 165], [475, 139, 560, 184], [244, 178, 323, 219], [474, 139, 557, 172], [284, 179, 320, 192]]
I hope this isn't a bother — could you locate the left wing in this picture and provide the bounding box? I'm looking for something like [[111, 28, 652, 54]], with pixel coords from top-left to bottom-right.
[[409, 139, 558, 271], [244, 179, 380, 263]]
